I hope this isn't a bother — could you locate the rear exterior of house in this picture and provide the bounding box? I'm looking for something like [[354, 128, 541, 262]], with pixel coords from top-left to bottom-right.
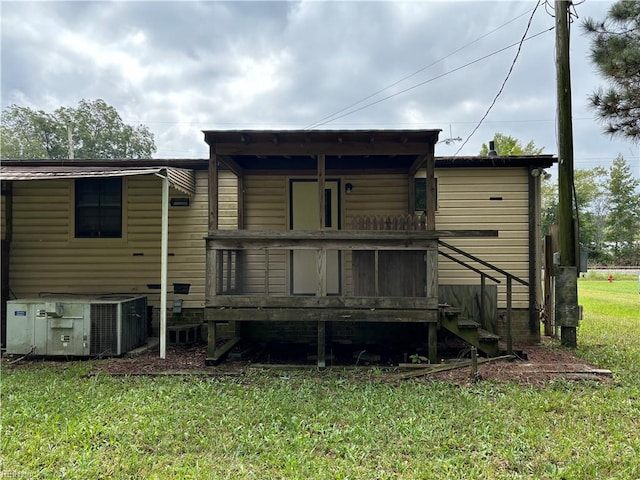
[[202, 130, 554, 366], [1, 130, 555, 365]]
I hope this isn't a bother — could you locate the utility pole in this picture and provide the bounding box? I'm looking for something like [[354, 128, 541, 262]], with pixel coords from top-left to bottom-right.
[[555, 0, 578, 347]]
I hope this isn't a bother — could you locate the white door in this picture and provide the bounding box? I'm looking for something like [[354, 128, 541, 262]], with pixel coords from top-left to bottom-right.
[[290, 180, 340, 295]]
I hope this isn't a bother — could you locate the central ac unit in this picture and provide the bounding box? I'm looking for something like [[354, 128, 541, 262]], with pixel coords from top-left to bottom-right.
[[6, 295, 147, 357]]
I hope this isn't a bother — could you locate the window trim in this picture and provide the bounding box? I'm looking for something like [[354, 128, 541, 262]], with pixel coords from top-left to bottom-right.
[[414, 177, 438, 213], [72, 177, 126, 240]]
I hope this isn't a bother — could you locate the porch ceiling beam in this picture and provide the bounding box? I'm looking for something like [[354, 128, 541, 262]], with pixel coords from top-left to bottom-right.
[[208, 142, 436, 157], [218, 155, 244, 177], [409, 154, 426, 177]]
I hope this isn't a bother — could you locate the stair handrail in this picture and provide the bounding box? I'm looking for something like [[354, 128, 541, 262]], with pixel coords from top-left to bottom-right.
[[438, 239, 529, 355], [438, 240, 528, 286], [438, 250, 501, 284]]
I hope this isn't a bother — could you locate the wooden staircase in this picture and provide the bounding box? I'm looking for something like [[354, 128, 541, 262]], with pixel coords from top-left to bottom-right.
[[439, 307, 500, 357]]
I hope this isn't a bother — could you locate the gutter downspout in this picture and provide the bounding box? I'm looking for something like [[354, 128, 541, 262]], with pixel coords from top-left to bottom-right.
[[160, 175, 169, 359]]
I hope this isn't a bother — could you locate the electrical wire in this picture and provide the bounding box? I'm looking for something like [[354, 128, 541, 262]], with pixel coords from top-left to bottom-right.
[[309, 27, 552, 130], [454, 0, 542, 155], [304, 6, 538, 130]]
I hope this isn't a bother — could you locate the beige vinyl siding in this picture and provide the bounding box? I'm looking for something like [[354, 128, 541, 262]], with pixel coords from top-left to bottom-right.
[[8, 170, 230, 309], [218, 171, 238, 230], [431, 168, 530, 308], [243, 175, 286, 294]]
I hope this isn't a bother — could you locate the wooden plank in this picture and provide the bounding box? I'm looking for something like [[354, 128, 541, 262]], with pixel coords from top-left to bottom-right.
[[317, 320, 326, 368], [205, 249, 218, 304], [374, 250, 379, 296], [218, 155, 244, 177], [206, 336, 241, 365], [317, 249, 327, 296], [206, 230, 497, 251], [207, 320, 217, 358], [317, 154, 325, 229], [216, 250, 224, 295], [207, 308, 440, 323], [398, 355, 515, 380], [425, 250, 438, 301], [208, 154, 218, 230], [408, 154, 426, 177], [439, 284, 498, 333], [225, 251, 232, 292], [428, 322, 437, 364], [408, 173, 415, 215], [206, 295, 440, 309], [425, 143, 436, 230], [206, 230, 497, 242]]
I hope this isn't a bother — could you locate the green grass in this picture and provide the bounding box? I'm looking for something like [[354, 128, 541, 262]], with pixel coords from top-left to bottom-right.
[[577, 277, 640, 384], [2, 279, 639, 479]]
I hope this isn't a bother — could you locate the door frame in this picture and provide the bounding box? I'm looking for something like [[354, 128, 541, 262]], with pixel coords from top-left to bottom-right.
[[287, 178, 342, 295]]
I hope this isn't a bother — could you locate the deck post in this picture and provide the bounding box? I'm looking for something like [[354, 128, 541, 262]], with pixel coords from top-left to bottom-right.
[[506, 276, 513, 354], [206, 153, 219, 303], [316, 153, 327, 368], [424, 144, 438, 302], [317, 320, 326, 368], [428, 322, 437, 364], [206, 150, 221, 359], [207, 319, 217, 359], [480, 274, 486, 328]]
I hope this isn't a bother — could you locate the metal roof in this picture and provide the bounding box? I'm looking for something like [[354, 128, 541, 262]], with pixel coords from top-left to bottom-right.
[[0, 166, 195, 195]]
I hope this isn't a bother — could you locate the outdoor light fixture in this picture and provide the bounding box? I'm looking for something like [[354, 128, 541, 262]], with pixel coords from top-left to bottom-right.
[[170, 197, 190, 207], [530, 168, 551, 179], [345, 182, 354, 194]]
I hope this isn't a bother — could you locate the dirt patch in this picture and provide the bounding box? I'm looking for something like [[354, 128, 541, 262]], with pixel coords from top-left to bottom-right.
[[6, 337, 613, 386]]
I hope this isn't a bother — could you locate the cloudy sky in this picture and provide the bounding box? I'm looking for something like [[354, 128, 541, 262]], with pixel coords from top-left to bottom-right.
[[1, 0, 638, 176]]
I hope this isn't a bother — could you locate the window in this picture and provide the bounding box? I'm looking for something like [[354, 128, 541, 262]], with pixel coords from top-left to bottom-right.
[[414, 177, 438, 212], [75, 177, 122, 238]]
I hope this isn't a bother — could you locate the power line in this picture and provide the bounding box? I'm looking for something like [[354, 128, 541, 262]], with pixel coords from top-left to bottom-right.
[[308, 26, 552, 130], [454, 1, 542, 155], [303, 6, 537, 130]]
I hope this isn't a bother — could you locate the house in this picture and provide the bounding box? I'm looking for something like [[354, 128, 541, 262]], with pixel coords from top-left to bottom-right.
[[1, 129, 556, 365]]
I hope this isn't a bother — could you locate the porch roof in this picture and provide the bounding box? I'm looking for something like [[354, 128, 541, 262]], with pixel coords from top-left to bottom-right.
[[203, 129, 440, 172], [202, 129, 556, 172], [0, 165, 196, 195]]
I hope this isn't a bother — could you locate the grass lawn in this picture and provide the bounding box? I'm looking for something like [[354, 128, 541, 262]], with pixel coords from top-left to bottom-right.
[[2, 278, 639, 479]]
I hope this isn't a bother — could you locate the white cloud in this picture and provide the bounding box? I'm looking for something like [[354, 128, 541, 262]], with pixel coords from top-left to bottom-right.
[[0, 0, 636, 170]]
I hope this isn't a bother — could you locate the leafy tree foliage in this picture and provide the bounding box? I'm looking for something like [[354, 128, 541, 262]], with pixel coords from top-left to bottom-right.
[[479, 133, 544, 156], [582, 0, 640, 142], [1, 99, 156, 159], [543, 158, 640, 265], [605, 155, 640, 263]]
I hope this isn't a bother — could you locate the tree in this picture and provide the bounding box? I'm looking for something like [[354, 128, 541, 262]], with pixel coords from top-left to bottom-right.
[[541, 167, 608, 251], [1, 99, 156, 159], [605, 155, 640, 263], [479, 133, 544, 156], [582, 1, 640, 142]]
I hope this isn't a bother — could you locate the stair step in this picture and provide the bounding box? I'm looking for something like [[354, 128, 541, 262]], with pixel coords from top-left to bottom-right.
[[457, 319, 480, 329], [478, 329, 500, 342]]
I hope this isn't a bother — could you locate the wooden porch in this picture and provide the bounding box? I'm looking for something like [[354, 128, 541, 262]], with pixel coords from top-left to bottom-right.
[[204, 228, 499, 366], [202, 129, 517, 367]]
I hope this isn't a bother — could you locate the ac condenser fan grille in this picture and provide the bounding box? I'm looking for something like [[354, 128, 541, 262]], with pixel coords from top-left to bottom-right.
[[90, 304, 118, 355]]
